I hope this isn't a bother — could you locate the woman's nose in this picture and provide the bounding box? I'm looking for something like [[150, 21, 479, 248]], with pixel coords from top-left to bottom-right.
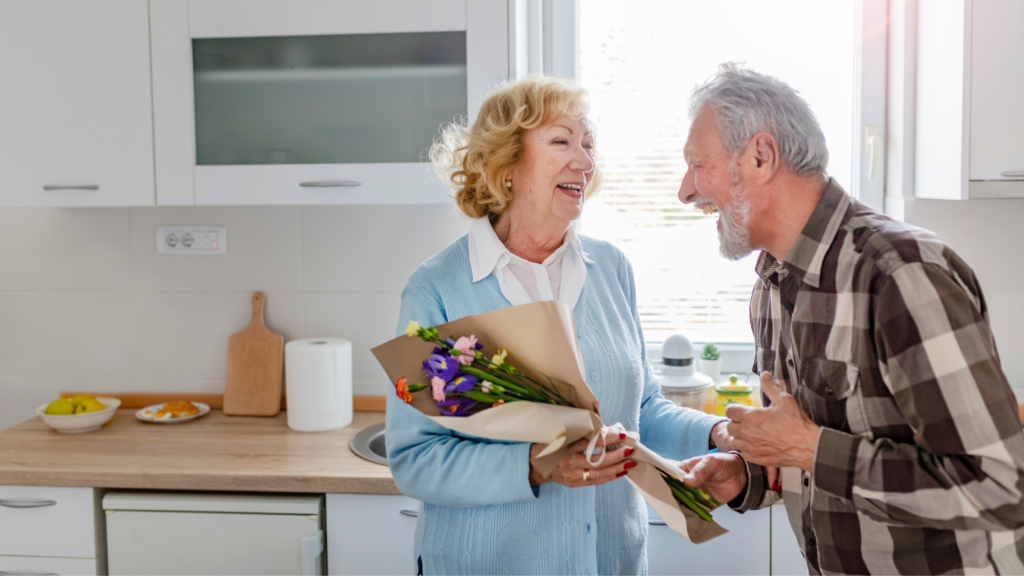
[[571, 145, 595, 174]]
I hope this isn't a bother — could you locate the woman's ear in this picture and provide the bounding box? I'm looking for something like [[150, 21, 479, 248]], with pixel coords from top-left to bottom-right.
[[749, 132, 780, 183]]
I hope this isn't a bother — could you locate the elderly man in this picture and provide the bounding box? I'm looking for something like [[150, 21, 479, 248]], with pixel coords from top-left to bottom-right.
[[677, 65, 1024, 575]]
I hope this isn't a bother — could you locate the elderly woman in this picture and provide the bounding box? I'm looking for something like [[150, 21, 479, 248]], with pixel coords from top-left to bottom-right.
[[386, 76, 728, 575]]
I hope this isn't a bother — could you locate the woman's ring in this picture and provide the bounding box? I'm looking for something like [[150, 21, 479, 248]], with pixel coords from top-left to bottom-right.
[[582, 469, 591, 483]]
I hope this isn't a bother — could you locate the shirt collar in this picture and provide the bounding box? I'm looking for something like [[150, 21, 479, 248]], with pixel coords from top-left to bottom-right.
[[468, 217, 593, 283], [754, 178, 851, 288]]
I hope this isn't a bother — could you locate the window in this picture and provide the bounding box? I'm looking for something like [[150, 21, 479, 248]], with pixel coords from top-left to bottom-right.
[[576, 0, 860, 344]]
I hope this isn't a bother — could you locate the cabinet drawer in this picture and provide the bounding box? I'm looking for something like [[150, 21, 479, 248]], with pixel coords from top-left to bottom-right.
[[0, 487, 95, 558], [0, 555, 97, 576], [327, 494, 419, 576]]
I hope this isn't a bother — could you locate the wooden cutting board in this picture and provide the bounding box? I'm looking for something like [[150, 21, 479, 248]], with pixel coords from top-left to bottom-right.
[[223, 292, 284, 416]]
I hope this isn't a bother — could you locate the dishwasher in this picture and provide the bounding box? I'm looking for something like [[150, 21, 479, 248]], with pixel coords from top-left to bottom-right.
[[103, 491, 324, 575]]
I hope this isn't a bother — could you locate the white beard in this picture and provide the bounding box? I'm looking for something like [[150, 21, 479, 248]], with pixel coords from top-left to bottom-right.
[[718, 180, 753, 261]]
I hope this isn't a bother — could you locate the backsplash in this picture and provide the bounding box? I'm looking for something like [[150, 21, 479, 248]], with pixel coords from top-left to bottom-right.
[[0, 204, 470, 430], [3, 197, 1020, 431]]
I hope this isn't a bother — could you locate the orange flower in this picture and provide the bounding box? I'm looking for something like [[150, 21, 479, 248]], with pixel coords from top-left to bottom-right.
[[492, 399, 505, 407], [395, 377, 413, 404], [448, 405, 458, 413]]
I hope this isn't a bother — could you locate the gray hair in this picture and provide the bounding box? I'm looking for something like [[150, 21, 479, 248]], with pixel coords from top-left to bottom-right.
[[689, 64, 828, 178]]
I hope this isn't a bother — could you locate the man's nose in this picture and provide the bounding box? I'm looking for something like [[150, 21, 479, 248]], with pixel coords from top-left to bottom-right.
[[678, 168, 697, 204]]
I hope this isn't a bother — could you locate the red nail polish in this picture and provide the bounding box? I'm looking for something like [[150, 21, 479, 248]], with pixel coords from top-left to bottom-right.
[[619, 432, 626, 439], [624, 447, 635, 457], [623, 460, 637, 470], [616, 471, 627, 478]]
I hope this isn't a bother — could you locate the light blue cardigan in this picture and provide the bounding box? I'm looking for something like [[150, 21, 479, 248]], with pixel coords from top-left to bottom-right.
[[385, 233, 723, 575]]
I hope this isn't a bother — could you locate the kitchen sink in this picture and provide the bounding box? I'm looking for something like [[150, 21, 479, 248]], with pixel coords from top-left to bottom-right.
[[350, 422, 387, 465]]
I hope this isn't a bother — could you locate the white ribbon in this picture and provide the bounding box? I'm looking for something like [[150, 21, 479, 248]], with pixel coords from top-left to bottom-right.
[[584, 422, 628, 467]]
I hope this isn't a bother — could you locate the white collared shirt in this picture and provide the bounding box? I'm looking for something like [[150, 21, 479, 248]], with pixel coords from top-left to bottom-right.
[[468, 217, 593, 310]]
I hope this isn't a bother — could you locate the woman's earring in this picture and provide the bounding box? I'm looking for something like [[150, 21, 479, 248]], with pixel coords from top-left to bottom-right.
[[505, 180, 512, 189]]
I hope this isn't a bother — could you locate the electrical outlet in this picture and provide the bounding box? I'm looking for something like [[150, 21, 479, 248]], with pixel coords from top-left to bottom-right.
[[156, 226, 227, 255]]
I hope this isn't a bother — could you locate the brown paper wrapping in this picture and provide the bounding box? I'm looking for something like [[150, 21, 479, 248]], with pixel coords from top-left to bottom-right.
[[371, 301, 602, 475], [372, 300, 726, 542], [613, 431, 727, 543]]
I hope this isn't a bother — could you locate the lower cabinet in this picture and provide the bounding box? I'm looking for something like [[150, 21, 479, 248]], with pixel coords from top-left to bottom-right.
[[326, 493, 419, 576], [0, 555, 98, 576], [771, 502, 808, 575], [647, 504, 770, 575]]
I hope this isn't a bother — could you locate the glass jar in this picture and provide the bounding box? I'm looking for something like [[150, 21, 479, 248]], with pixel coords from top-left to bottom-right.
[[714, 375, 754, 416]]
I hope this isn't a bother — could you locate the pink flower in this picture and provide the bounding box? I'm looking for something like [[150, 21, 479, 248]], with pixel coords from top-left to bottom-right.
[[452, 335, 478, 366], [431, 377, 446, 402]]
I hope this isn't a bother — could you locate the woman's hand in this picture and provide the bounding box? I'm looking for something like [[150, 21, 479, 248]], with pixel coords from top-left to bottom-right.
[[529, 433, 636, 487]]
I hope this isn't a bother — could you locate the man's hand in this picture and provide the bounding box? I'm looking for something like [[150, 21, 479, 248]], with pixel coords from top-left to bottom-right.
[[679, 452, 748, 504], [725, 372, 820, 472], [709, 421, 735, 452]]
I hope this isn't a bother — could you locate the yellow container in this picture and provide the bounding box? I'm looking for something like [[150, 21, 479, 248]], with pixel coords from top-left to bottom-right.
[[714, 375, 754, 416]]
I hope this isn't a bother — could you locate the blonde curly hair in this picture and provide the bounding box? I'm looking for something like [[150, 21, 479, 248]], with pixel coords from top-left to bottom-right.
[[429, 75, 602, 219]]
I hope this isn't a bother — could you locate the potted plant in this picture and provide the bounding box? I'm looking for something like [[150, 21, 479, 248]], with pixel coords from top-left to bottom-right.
[[698, 343, 721, 384]]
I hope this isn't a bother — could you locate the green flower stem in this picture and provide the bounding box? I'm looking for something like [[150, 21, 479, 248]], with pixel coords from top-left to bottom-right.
[[462, 390, 505, 404], [667, 482, 713, 522], [458, 366, 557, 404]]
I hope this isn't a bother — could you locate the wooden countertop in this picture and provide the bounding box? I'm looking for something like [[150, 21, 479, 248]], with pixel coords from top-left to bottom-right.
[[0, 410, 398, 494]]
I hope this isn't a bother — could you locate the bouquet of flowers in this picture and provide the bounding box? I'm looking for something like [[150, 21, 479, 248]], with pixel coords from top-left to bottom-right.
[[372, 301, 727, 542], [396, 321, 571, 416]]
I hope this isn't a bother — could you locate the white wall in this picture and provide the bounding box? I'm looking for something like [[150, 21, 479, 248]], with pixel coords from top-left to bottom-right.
[[904, 197, 1024, 397], [0, 205, 470, 430]]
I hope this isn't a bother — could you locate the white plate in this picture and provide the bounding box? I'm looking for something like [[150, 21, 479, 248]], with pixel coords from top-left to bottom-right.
[[135, 402, 210, 424]]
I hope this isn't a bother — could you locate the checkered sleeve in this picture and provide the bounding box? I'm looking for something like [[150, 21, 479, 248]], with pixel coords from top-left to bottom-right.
[[813, 260, 1024, 530]]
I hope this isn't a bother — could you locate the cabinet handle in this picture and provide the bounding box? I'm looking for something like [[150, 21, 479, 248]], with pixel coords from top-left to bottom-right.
[[300, 530, 323, 576], [1001, 169, 1024, 178], [42, 184, 99, 191], [649, 520, 667, 526], [299, 180, 361, 188], [0, 499, 57, 508], [400, 509, 418, 518], [0, 572, 60, 575]]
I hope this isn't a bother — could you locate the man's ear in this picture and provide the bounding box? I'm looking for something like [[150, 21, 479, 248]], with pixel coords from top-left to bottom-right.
[[747, 132, 780, 184]]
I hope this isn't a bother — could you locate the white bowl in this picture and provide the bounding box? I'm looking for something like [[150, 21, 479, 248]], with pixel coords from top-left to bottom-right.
[[36, 397, 121, 433]]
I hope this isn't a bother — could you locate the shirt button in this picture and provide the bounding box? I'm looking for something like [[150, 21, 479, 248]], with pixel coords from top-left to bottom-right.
[[586, 523, 592, 534], [787, 359, 794, 367], [591, 372, 600, 381], [784, 302, 794, 312], [803, 477, 810, 487], [853, 227, 867, 236], [809, 536, 816, 548]]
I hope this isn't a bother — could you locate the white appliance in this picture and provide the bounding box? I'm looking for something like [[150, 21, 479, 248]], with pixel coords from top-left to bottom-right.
[[655, 334, 714, 410], [103, 492, 324, 575]]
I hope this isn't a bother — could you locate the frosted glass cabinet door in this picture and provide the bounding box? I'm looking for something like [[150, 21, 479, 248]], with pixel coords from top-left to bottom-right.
[[0, 0, 155, 207], [192, 33, 467, 167]]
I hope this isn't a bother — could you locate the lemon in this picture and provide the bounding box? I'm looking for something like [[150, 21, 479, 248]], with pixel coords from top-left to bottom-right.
[[80, 399, 105, 413], [44, 399, 75, 415], [70, 394, 96, 406]]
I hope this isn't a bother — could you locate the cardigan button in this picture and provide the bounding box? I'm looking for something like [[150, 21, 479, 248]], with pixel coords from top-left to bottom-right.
[[591, 372, 600, 381]]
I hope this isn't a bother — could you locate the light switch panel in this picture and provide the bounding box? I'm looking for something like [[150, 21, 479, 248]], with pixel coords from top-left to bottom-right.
[[156, 226, 227, 255]]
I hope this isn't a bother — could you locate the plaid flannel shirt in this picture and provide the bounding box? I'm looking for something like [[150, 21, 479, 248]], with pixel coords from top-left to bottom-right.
[[731, 180, 1024, 575]]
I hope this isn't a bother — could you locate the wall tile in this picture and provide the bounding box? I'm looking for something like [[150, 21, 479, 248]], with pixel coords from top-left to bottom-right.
[[130, 206, 304, 292], [984, 291, 1024, 390], [0, 208, 131, 291], [302, 204, 470, 293], [904, 198, 1024, 289], [0, 292, 134, 379], [131, 291, 303, 381], [302, 292, 401, 396]]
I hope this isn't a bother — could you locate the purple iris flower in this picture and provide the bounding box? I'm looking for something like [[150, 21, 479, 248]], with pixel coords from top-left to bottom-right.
[[424, 353, 459, 381], [437, 397, 477, 417], [444, 374, 477, 394]]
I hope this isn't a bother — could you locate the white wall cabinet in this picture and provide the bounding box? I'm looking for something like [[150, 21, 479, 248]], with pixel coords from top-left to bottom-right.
[[916, 0, 1024, 200], [326, 493, 420, 576], [0, 0, 155, 208], [151, 0, 515, 206], [771, 503, 808, 576]]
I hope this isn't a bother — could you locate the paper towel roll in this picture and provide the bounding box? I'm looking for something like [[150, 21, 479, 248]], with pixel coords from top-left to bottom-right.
[[285, 338, 353, 432]]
